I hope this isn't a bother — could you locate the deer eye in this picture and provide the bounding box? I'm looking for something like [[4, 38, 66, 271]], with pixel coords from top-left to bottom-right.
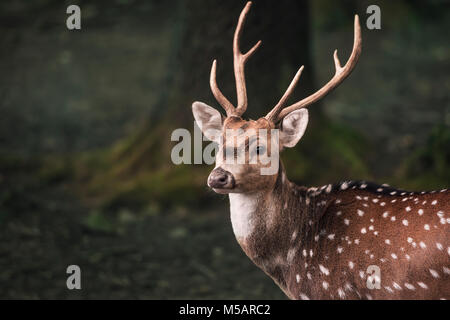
[[256, 145, 266, 155]]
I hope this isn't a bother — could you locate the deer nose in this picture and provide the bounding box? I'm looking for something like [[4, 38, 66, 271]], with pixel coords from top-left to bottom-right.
[[208, 168, 235, 189]]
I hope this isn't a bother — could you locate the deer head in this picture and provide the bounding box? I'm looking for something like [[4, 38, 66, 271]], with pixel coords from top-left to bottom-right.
[[192, 1, 361, 195]]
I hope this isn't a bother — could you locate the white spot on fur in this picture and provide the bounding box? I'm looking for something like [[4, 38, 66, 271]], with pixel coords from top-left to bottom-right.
[[357, 209, 364, 216], [385, 239, 391, 245], [393, 282, 402, 290], [296, 274, 301, 283], [424, 224, 430, 230], [291, 231, 297, 240], [417, 282, 428, 289], [299, 293, 310, 300], [382, 211, 389, 218], [404, 283, 415, 290], [348, 261, 354, 269], [429, 269, 439, 278], [402, 219, 409, 226], [319, 264, 330, 276], [431, 200, 437, 205], [322, 281, 329, 290], [287, 248, 296, 263], [361, 228, 367, 234]]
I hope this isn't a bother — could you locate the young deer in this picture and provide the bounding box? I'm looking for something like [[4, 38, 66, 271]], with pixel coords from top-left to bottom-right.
[[192, 2, 449, 300]]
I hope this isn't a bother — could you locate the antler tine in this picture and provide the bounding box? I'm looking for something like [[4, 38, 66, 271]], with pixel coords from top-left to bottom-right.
[[210, 60, 236, 116], [208, 1, 261, 117], [265, 66, 304, 122], [233, 1, 262, 116], [269, 14, 362, 123]]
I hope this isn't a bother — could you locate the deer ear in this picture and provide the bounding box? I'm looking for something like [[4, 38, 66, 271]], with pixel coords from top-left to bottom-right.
[[279, 109, 309, 148], [192, 101, 223, 142]]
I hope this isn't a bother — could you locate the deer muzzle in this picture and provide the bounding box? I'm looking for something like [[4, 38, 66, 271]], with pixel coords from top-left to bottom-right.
[[208, 168, 235, 190]]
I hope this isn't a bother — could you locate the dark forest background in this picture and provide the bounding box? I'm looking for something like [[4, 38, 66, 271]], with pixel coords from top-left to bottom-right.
[[0, 0, 448, 299]]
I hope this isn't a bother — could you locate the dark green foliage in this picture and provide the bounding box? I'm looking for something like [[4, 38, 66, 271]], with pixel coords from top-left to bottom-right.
[[395, 125, 450, 190]]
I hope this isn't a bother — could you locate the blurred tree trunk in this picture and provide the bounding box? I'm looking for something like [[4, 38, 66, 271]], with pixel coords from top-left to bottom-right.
[[110, 0, 317, 173], [160, 0, 317, 123]]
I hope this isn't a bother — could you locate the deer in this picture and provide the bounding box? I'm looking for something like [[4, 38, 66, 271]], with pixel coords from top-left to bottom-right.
[[191, 1, 449, 300]]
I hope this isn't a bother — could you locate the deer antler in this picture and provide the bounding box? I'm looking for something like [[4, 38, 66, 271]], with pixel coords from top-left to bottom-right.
[[266, 15, 362, 123], [210, 1, 261, 117]]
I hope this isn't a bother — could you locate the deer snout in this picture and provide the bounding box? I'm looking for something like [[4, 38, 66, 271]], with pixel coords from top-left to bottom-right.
[[208, 168, 235, 190]]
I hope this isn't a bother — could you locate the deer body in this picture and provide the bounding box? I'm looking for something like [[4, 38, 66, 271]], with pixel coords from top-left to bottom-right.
[[229, 166, 449, 300], [191, 2, 449, 299]]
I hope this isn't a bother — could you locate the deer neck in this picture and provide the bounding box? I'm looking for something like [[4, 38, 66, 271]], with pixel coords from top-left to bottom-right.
[[228, 164, 311, 274]]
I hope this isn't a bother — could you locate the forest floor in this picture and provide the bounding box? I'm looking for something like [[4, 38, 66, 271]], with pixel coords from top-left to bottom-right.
[[0, 166, 285, 299]]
